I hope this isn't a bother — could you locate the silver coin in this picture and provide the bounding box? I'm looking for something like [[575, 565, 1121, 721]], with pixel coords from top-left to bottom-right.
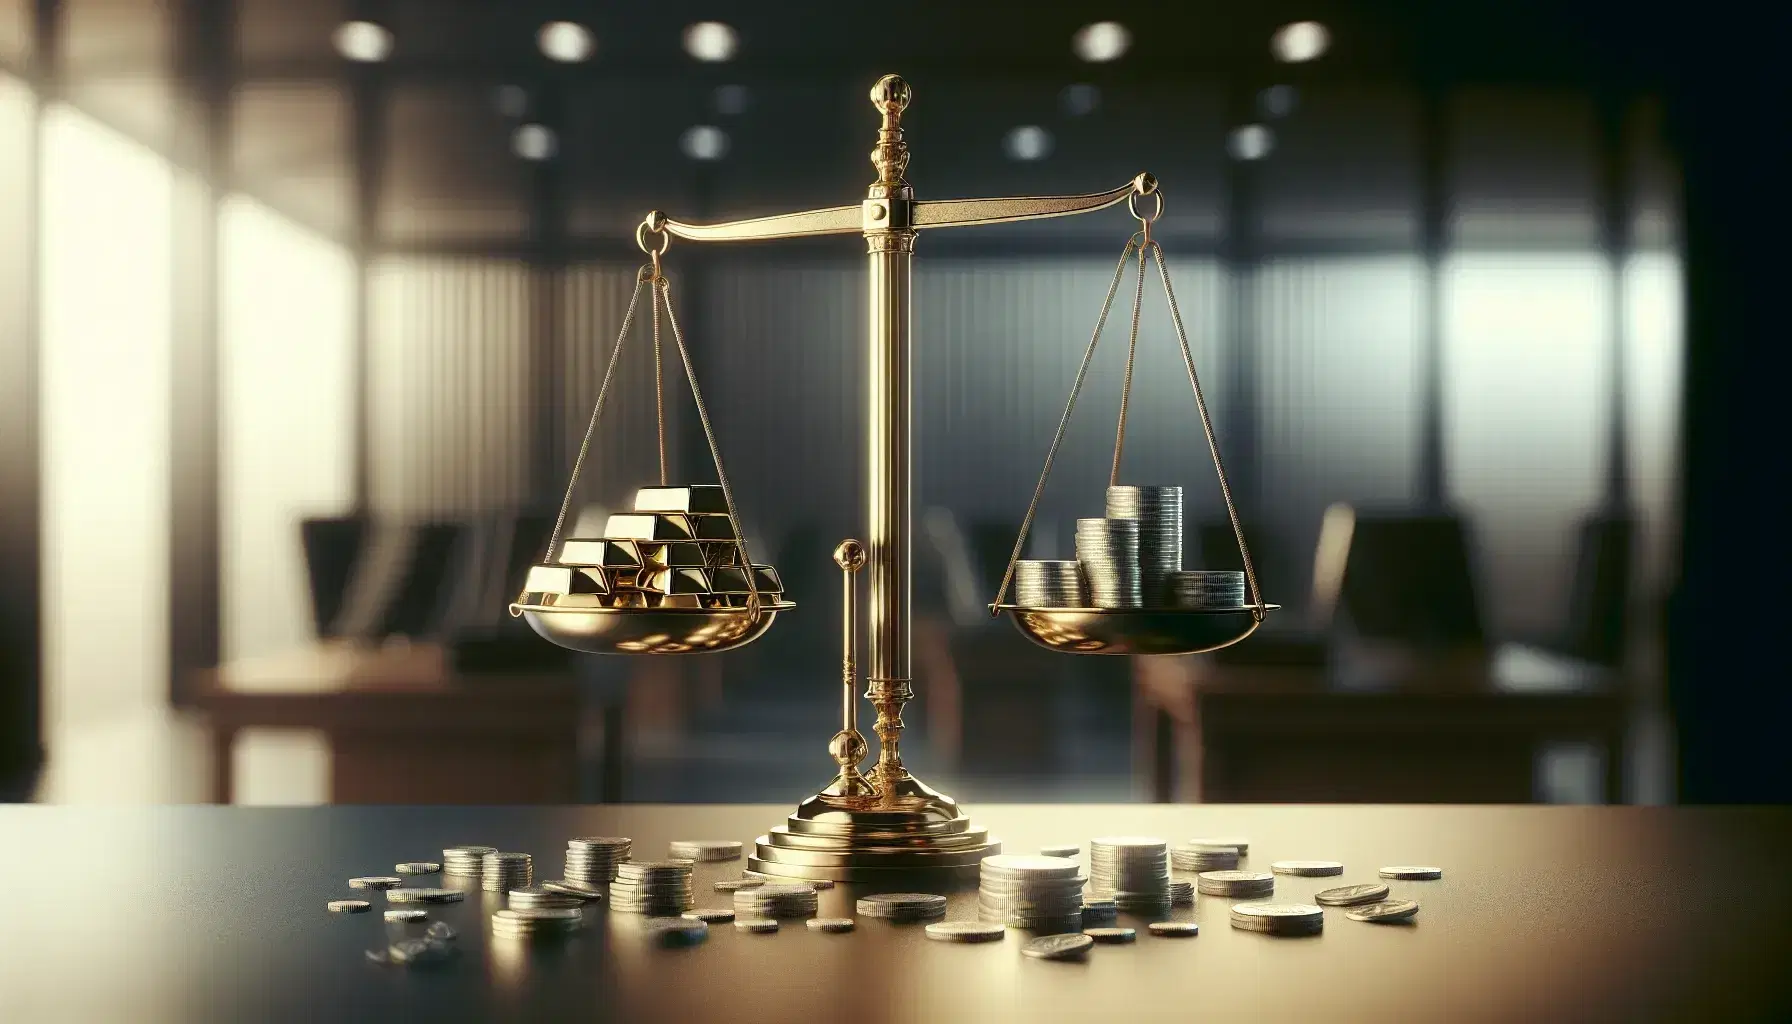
[[807, 917, 856, 933], [685, 908, 736, 923], [385, 888, 465, 904], [425, 921, 456, 940], [328, 899, 372, 914], [1379, 865, 1443, 880], [1021, 933, 1095, 961], [1229, 902, 1325, 935], [1270, 860, 1345, 877], [735, 918, 779, 933], [925, 920, 1007, 943], [395, 862, 441, 875], [443, 845, 497, 858], [1083, 926, 1136, 944], [349, 876, 404, 890], [856, 893, 948, 919], [714, 878, 766, 892], [982, 854, 1082, 878], [1188, 836, 1250, 854], [668, 840, 743, 862], [1346, 899, 1419, 923], [1039, 845, 1080, 858], [1169, 880, 1194, 906], [1147, 921, 1201, 937], [1315, 883, 1391, 907], [543, 880, 606, 900], [806, 878, 836, 890], [383, 909, 427, 923]]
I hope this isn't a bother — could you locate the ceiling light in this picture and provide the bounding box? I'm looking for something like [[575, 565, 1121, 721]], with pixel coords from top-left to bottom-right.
[[1257, 84, 1299, 119], [1270, 21, 1330, 63], [513, 123, 558, 161], [1060, 84, 1101, 117], [538, 21, 595, 63], [1003, 125, 1053, 162], [683, 22, 739, 62], [1072, 22, 1131, 62], [332, 20, 393, 63], [680, 125, 729, 161], [713, 84, 750, 116], [1227, 124, 1274, 161]]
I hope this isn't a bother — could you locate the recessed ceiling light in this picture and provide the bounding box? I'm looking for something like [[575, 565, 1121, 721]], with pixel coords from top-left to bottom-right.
[[1072, 22, 1131, 63], [713, 84, 750, 116], [513, 123, 558, 161], [1257, 84, 1299, 119], [1227, 124, 1274, 161], [1270, 21, 1330, 63], [684, 22, 739, 62], [538, 21, 595, 63], [1061, 84, 1101, 117], [1003, 125, 1053, 162], [332, 20, 393, 63], [680, 125, 729, 161]]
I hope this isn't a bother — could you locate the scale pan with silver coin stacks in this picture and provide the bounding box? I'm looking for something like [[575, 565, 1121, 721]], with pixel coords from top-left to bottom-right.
[[510, 74, 1270, 881]]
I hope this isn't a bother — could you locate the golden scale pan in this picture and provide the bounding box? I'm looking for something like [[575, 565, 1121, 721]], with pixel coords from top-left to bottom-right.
[[510, 75, 1272, 882]]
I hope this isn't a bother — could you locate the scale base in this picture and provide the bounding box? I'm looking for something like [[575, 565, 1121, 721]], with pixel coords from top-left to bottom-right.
[[748, 772, 999, 884]]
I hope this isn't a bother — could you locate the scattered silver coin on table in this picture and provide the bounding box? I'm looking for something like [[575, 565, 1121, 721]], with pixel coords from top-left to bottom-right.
[[1147, 921, 1200, 937], [328, 899, 372, 914], [1188, 836, 1249, 855], [1346, 899, 1420, 923], [1379, 866, 1443, 880], [978, 855, 1085, 932], [1196, 870, 1275, 898], [395, 862, 441, 876], [856, 893, 948, 921], [383, 909, 427, 923], [807, 917, 856, 933], [509, 885, 581, 910], [645, 916, 708, 946], [1022, 933, 1095, 961], [1169, 880, 1194, 906], [1315, 883, 1391, 907], [1171, 843, 1240, 872], [668, 840, 743, 862], [685, 908, 736, 923], [1039, 845, 1080, 858], [1229, 903, 1325, 936], [1084, 926, 1136, 944], [425, 921, 456, 941], [1271, 860, 1344, 877], [385, 888, 465, 904], [714, 878, 764, 892], [543, 880, 606, 901], [349, 876, 404, 890], [735, 919, 779, 933], [735, 884, 819, 919], [925, 921, 1007, 943]]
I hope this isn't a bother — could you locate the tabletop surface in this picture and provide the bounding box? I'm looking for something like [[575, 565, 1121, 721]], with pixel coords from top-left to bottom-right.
[[1, 804, 1787, 1023]]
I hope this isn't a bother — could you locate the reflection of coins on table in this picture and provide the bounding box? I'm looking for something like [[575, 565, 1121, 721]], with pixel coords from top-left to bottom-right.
[[1346, 899, 1420, 923], [926, 921, 1007, 943], [1271, 860, 1344, 877], [1022, 933, 1095, 961], [643, 916, 708, 946], [1379, 866, 1443, 880], [1230, 903, 1325, 936], [1315, 883, 1390, 907]]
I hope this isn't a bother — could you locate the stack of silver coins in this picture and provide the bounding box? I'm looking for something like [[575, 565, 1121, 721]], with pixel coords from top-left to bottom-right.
[[977, 855, 1085, 932], [1076, 518, 1142, 608], [1089, 837, 1171, 916], [1171, 842, 1241, 872], [1196, 870, 1275, 898], [565, 837, 631, 886], [609, 861, 694, 915], [481, 852, 533, 893], [507, 885, 581, 910], [734, 884, 819, 920], [1106, 486, 1182, 603], [442, 845, 496, 878], [1013, 560, 1087, 608], [490, 907, 583, 940], [1230, 903, 1324, 936], [1166, 570, 1246, 609]]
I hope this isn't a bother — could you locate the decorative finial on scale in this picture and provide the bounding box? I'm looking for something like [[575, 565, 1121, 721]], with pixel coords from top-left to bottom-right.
[[869, 74, 911, 195]]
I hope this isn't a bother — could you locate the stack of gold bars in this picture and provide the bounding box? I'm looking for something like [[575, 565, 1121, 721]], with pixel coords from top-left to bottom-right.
[[520, 485, 783, 610]]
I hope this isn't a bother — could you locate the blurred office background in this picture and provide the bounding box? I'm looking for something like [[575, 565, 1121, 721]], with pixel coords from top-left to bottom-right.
[[0, 1, 1781, 807]]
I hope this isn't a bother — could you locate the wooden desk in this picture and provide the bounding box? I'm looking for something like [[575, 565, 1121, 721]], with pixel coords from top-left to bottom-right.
[[1137, 644, 1632, 803], [193, 642, 581, 804], [0, 805, 1785, 1021]]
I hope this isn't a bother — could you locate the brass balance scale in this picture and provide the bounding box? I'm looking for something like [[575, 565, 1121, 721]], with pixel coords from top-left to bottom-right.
[[510, 75, 1276, 884]]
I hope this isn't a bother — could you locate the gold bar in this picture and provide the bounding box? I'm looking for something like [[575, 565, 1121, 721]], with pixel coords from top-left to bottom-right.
[[603, 513, 695, 541], [686, 514, 738, 541], [558, 538, 642, 568], [633, 484, 729, 514], [640, 541, 739, 570], [644, 567, 714, 595], [524, 565, 612, 595], [711, 565, 784, 594]]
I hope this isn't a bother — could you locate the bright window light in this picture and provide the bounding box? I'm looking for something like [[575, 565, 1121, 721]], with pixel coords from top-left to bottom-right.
[[1227, 124, 1274, 160], [680, 125, 729, 161], [512, 123, 557, 161], [332, 20, 393, 63], [684, 22, 739, 62], [1003, 125, 1053, 161], [1072, 22, 1131, 62], [537, 21, 595, 63], [1270, 21, 1330, 63]]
